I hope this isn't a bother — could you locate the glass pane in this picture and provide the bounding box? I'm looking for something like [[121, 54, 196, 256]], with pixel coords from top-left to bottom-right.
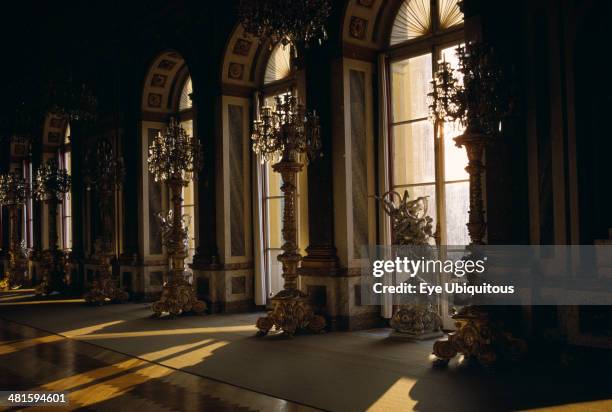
[[180, 119, 193, 138], [267, 249, 284, 296], [441, 45, 464, 83], [390, 0, 431, 45], [265, 162, 283, 197], [264, 43, 292, 84], [183, 180, 195, 206], [392, 121, 435, 186], [266, 198, 284, 248], [391, 53, 432, 122], [179, 76, 193, 111], [444, 181, 470, 245], [443, 121, 468, 181], [392, 184, 437, 237], [439, 0, 463, 30]]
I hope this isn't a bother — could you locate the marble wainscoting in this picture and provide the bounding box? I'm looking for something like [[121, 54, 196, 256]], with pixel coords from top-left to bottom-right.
[[300, 267, 382, 331], [118, 257, 167, 302], [191, 262, 255, 313]]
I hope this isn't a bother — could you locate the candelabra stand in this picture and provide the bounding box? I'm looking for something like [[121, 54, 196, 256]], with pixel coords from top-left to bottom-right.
[[83, 137, 128, 304], [148, 118, 205, 317], [377, 190, 443, 340], [32, 159, 71, 295], [428, 43, 525, 365], [0, 173, 28, 290], [251, 93, 326, 336]]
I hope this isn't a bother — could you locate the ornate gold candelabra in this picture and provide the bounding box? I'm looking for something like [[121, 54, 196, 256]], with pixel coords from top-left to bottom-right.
[[83, 137, 128, 304], [252, 93, 326, 336], [148, 118, 206, 317], [428, 42, 525, 365], [33, 159, 71, 294], [378, 190, 443, 340], [0, 173, 29, 290]]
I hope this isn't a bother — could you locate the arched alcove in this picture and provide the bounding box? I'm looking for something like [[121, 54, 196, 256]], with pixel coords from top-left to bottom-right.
[[128, 50, 198, 299]]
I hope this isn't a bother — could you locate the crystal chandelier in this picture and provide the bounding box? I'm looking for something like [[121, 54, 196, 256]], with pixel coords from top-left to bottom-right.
[[83, 137, 128, 305], [252, 93, 322, 164], [0, 173, 29, 206], [429, 42, 512, 136], [147, 117, 205, 317], [252, 92, 326, 337], [148, 117, 203, 186], [44, 75, 98, 122], [0, 172, 29, 290], [33, 159, 71, 203], [84, 137, 125, 192], [238, 0, 331, 47], [428, 42, 526, 366]]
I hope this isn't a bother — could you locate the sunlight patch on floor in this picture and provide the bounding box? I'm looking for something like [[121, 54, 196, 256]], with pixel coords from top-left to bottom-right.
[[0, 334, 64, 355], [61, 320, 126, 336], [0, 298, 85, 306], [365, 377, 417, 411], [75, 324, 257, 341]]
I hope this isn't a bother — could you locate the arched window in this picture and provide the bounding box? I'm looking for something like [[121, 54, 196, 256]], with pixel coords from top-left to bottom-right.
[[177, 79, 196, 265], [257, 43, 309, 299], [22, 153, 34, 249], [386, 0, 468, 245], [139, 52, 197, 277]]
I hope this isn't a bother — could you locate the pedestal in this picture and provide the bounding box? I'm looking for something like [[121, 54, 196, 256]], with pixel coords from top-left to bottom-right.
[[84, 253, 128, 305], [256, 159, 326, 336]]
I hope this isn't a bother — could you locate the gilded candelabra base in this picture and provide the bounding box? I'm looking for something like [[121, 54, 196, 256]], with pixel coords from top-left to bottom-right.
[[151, 274, 206, 317], [84, 263, 128, 305], [256, 289, 326, 337], [35, 249, 66, 295], [432, 306, 527, 366], [3, 250, 27, 290], [84, 273, 128, 304], [390, 304, 443, 340]]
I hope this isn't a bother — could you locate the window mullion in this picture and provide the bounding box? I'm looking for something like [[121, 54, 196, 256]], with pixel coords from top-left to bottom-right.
[[432, 44, 448, 245]]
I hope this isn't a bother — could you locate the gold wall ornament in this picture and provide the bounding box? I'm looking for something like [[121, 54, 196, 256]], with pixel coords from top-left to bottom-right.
[[377, 191, 443, 340], [252, 93, 325, 337], [147, 118, 205, 317], [0, 172, 29, 289], [83, 137, 128, 304], [429, 42, 525, 365], [33, 159, 71, 294]]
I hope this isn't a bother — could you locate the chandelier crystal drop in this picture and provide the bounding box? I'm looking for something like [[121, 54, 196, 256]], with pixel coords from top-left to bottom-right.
[[148, 117, 203, 185], [238, 0, 330, 48], [251, 93, 322, 165]]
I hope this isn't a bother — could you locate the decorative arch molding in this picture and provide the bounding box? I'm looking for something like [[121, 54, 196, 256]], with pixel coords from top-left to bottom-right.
[[141, 51, 188, 113], [341, 0, 401, 53], [42, 113, 69, 147], [220, 23, 281, 94]]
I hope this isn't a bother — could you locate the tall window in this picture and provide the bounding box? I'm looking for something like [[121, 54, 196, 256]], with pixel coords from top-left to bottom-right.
[[22, 158, 34, 248], [258, 43, 308, 298], [58, 124, 72, 250], [388, 0, 468, 245], [178, 76, 196, 265]]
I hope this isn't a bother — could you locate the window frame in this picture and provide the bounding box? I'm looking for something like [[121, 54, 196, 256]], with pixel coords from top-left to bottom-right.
[[176, 75, 197, 266], [385, 6, 465, 246], [258, 84, 300, 299]]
